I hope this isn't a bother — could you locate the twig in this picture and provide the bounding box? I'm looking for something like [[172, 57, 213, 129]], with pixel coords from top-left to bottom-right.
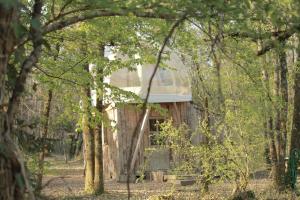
[[34, 65, 83, 86]]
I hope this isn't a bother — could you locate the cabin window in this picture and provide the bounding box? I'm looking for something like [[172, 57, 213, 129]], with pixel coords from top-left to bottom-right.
[[157, 68, 173, 86], [149, 118, 165, 146]]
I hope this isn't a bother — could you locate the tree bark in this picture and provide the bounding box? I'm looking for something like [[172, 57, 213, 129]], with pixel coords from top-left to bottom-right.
[[279, 44, 288, 158], [0, 8, 16, 110], [36, 89, 53, 193], [271, 46, 288, 191], [290, 36, 300, 153], [0, 1, 42, 199], [261, 61, 274, 166], [93, 45, 105, 194], [81, 64, 95, 193], [93, 121, 103, 194], [202, 96, 211, 192]]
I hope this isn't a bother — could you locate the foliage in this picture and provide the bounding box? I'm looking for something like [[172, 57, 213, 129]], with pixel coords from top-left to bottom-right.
[[1, 0, 300, 198]]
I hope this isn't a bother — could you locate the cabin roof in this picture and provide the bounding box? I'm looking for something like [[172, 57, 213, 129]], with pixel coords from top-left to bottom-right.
[[105, 48, 192, 103]]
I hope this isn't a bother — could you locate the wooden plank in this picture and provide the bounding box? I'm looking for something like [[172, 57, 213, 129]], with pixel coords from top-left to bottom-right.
[[173, 102, 180, 126], [130, 108, 150, 173], [120, 106, 127, 175]]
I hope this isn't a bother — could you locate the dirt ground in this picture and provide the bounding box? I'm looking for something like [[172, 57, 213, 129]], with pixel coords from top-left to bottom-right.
[[41, 156, 294, 200]]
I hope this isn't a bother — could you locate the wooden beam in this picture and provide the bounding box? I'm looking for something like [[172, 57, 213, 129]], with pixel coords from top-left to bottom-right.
[[130, 108, 150, 173], [173, 102, 180, 125]]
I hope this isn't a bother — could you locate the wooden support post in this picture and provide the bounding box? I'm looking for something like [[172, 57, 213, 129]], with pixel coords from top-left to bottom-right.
[[130, 108, 150, 173], [173, 102, 180, 125]]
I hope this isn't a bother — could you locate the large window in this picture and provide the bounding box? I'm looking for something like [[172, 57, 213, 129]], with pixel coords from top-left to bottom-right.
[[149, 118, 165, 146]]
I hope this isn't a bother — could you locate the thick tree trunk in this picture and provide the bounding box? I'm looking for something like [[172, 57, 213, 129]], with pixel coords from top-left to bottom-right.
[[36, 90, 53, 193], [0, 1, 41, 199], [81, 64, 95, 193], [0, 3, 17, 103], [93, 46, 104, 194], [0, 9, 18, 199]]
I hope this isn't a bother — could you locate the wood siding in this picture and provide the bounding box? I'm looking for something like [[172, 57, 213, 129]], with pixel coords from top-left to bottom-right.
[[103, 101, 198, 180]]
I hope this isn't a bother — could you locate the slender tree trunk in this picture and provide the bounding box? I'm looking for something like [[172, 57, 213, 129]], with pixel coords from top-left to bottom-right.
[[82, 64, 95, 193], [36, 89, 53, 193], [271, 46, 288, 190], [202, 96, 211, 192], [279, 44, 288, 159], [273, 55, 284, 190], [263, 59, 280, 189], [93, 45, 105, 194], [74, 133, 83, 158], [277, 44, 288, 189], [290, 37, 300, 153], [93, 106, 104, 194], [268, 117, 278, 171], [215, 56, 225, 112], [262, 68, 276, 166], [288, 36, 300, 190]]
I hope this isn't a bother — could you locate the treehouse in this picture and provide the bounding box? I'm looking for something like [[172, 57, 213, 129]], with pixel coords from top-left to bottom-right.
[[102, 48, 199, 181]]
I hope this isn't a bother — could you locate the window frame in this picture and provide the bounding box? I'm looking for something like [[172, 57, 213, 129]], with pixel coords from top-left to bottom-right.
[[148, 117, 165, 146]]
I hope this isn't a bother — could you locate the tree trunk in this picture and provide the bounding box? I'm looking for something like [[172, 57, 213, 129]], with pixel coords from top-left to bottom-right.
[[0, 1, 41, 199], [81, 64, 95, 193], [74, 132, 83, 158], [288, 36, 300, 190], [290, 37, 300, 153], [277, 43, 288, 188], [93, 115, 104, 194], [36, 89, 53, 193], [0, 3, 17, 104], [0, 6, 19, 199], [279, 44, 288, 159], [93, 45, 104, 194], [261, 68, 272, 165], [271, 46, 288, 191], [202, 96, 211, 192]]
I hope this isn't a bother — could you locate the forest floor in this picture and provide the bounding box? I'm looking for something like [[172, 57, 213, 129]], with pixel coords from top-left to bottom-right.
[[41, 155, 296, 200]]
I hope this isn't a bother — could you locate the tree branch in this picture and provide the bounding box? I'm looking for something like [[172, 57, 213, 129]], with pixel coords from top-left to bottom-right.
[[257, 30, 295, 56], [228, 26, 299, 56], [126, 13, 187, 200], [43, 9, 177, 34], [15, 7, 179, 53]]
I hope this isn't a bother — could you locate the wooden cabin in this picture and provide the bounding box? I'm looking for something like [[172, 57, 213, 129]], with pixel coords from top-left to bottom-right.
[[101, 48, 199, 181]]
